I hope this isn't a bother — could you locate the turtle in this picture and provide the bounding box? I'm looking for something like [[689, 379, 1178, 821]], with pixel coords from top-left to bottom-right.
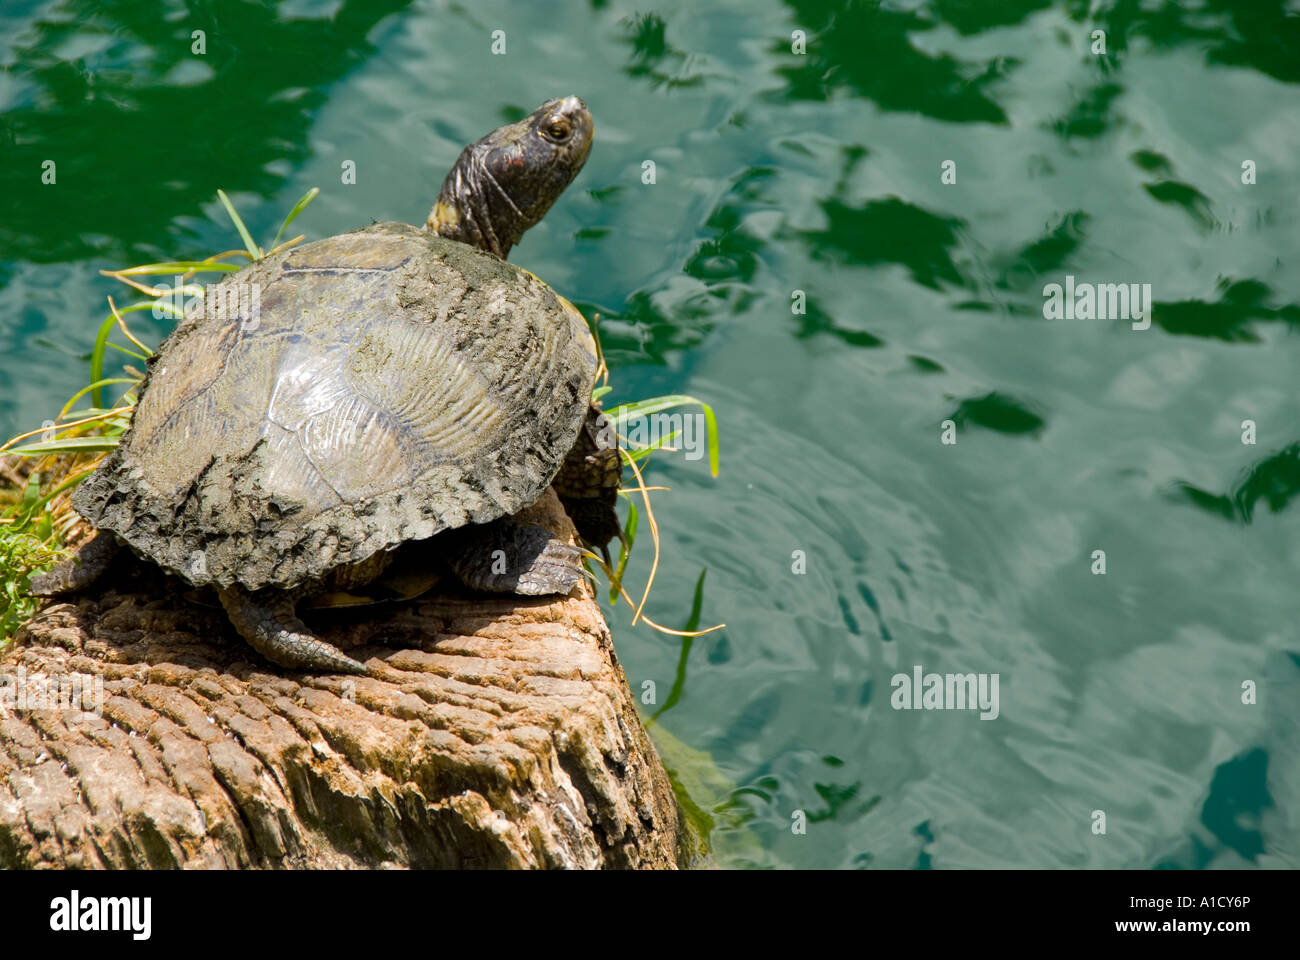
[[31, 96, 622, 676]]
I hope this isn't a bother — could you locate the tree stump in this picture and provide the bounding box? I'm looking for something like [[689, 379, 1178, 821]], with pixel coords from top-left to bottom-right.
[[0, 489, 689, 869]]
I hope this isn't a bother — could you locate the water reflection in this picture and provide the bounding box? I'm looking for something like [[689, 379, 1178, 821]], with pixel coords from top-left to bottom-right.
[[0, 0, 412, 263], [775, 0, 1013, 122], [1175, 442, 1300, 523]]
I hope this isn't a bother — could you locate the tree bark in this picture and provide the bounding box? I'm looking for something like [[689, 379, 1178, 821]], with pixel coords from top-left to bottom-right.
[[0, 489, 689, 869]]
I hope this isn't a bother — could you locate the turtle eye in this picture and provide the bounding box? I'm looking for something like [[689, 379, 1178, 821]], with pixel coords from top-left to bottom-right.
[[542, 118, 572, 143]]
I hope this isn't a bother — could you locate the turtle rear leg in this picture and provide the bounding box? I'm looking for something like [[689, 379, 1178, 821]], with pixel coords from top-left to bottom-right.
[[218, 586, 369, 675], [444, 518, 586, 596], [553, 402, 623, 563], [29, 534, 121, 596]]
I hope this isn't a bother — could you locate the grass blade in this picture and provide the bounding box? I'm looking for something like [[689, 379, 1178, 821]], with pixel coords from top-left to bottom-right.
[[608, 500, 639, 604], [217, 189, 263, 259], [89, 301, 160, 407], [107, 261, 243, 276], [103, 342, 148, 362], [4, 436, 122, 456], [647, 569, 709, 725], [60, 379, 137, 419], [270, 187, 319, 251], [607, 394, 719, 477]]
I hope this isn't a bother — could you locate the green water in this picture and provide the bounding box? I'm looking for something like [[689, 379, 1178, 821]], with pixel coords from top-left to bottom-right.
[[3, 0, 1299, 869]]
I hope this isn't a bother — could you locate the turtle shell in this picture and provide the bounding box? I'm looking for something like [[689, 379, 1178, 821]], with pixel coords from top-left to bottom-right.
[[74, 222, 597, 591]]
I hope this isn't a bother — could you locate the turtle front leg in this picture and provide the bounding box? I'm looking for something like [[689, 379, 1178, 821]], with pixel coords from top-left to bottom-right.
[[218, 586, 369, 675], [29, 534, 121, 596], [444, 518, 586, 596]]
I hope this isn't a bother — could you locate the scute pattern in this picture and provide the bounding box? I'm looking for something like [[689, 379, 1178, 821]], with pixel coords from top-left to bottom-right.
[[74, 222, 597, 590]]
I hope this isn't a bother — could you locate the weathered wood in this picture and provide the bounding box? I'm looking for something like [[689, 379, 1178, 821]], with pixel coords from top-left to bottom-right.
[[0, 490, 688, 869]]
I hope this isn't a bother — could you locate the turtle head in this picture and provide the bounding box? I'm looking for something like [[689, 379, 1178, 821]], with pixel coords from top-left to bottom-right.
[[427, 96, 593, 258]]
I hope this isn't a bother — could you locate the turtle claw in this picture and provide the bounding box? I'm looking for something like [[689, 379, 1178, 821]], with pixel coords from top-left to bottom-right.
[[444, 519, 586, 596], [218, 586, 370, 676], [511, 538, 587, 596]]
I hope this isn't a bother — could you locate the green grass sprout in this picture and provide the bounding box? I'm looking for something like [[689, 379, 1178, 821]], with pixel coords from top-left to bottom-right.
[[270, 187, 320, 253], [217, 188, 264, 259]]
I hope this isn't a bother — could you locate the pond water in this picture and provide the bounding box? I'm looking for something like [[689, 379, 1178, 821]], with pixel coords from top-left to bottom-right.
[[2, 0, 1298, 868]]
